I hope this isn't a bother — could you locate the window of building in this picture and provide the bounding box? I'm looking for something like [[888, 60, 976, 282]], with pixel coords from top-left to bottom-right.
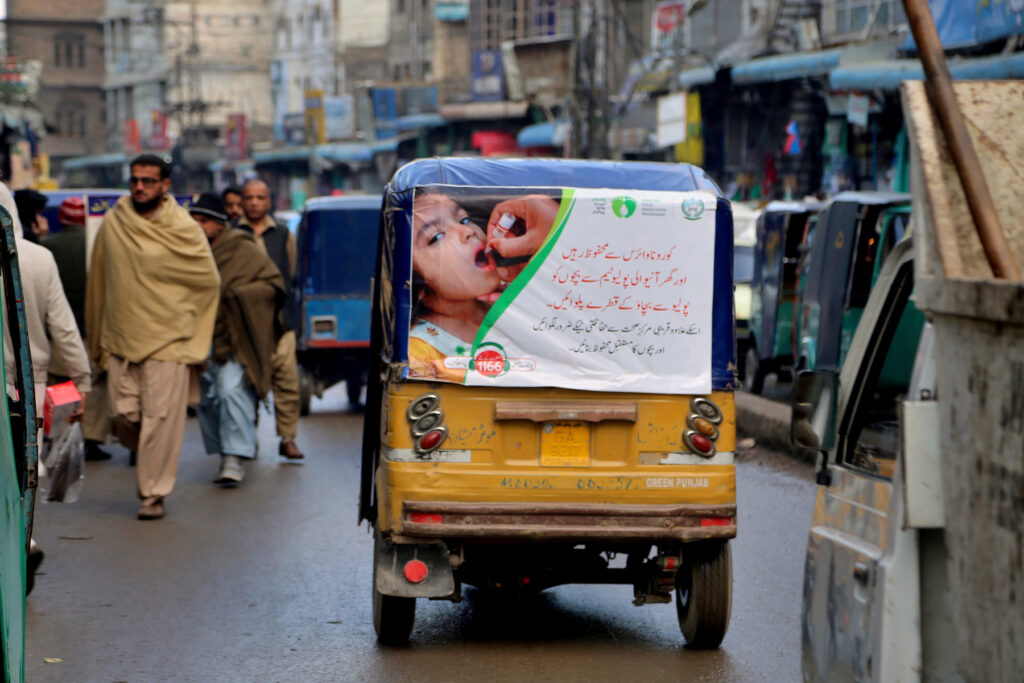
[[54, 34, 85, 69], [825, 0, 906, 39], [397, 0, 406, 14]]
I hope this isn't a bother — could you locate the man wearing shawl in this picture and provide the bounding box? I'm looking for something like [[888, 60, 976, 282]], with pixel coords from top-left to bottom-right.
[[85, 155, 220, 520], [189, 193, 284, 485]]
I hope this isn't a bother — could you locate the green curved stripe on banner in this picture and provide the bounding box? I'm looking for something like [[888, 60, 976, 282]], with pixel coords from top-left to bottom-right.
[[470, 190, 576, 356]]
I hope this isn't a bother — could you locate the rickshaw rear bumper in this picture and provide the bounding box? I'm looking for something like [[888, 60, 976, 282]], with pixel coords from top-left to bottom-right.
[[397, 500, 737, 543]]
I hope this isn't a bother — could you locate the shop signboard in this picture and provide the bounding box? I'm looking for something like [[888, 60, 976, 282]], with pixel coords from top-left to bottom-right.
[[147, 109, 169, 150], [656, 92, 687, 148], [651, 1, 690, 52], [371, 88, 399, 139], [122, 119, 141, 155], [324, 95, 356, 141], [225, 113, 248, 161], [401, 86, 438, 116], [282, 112, 306, 145], [471, 50, 505, 102], [305, 89, 327, 145]]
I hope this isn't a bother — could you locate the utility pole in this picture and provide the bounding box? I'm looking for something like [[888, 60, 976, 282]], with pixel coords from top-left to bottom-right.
[[569, 0, 582, 158]]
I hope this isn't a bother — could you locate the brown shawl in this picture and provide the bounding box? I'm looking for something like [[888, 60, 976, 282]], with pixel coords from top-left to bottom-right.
[[86, 194, 220, 367], [211, 228, 284, 398]]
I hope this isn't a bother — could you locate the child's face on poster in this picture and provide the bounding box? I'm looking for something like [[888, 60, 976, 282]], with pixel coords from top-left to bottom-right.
[[413, 193, 501, 303]]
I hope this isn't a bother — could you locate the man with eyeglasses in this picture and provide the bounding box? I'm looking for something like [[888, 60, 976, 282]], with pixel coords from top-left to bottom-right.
[[85, 154, 221, 520]]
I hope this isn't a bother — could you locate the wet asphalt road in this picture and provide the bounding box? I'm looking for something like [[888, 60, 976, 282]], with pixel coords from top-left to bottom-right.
[[26, 386, 815, 682]]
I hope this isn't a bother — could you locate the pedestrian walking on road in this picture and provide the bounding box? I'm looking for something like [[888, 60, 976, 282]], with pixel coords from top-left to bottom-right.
[[234, 179, 305, 460], [85, 154, 220, 520], [222, 186, 244, 222], [191, 193, 284, 485], [0, 182, 91, 592], [13, 188, 49, 243], [43, 196, 112, 461]]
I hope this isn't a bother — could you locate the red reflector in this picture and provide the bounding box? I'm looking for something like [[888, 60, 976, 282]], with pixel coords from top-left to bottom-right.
[[403, 559, 428, 583], [419, 429, 445, 451], [408, 513, 443, 524], [700, 517, 732, 527], [689, 433, 713, 454]]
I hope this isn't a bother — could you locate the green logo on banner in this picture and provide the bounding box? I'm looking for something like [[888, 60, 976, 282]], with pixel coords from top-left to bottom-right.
[[682, 198, 705, 220], [612, 196, 637, 218]]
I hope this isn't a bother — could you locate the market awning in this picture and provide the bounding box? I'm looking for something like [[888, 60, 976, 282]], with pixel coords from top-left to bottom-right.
[[209, 158, 255, 173], [60, 152, 127, 170], [396, 113, 446, 131], [731, 48, 842, 84], [439, 101, 529, 121], [253, 139, 399, 166], [253, 146, 313, 164], [677, 64, 716, 89], [829, 51, 1024, 91], [516, 121, 570, 148]]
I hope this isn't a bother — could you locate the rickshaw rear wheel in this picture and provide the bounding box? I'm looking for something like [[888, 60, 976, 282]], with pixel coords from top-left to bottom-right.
[[345, 369, 364, 408], [298, 366, 314, 416], [676, 541, 732, 649], [743, 347, 765, 394], [372, 530, 416, 645]]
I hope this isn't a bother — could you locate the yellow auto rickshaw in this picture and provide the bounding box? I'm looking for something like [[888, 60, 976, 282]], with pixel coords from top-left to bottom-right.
[[360, 158, 738, 647]]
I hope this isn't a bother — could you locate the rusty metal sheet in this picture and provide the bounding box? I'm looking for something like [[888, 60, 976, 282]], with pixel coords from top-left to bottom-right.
[[493, 400, 638, 422], [399, 500, 737, 542]]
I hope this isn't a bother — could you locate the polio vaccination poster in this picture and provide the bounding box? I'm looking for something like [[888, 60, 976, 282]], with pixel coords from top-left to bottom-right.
[[407, 185, 717, 394]]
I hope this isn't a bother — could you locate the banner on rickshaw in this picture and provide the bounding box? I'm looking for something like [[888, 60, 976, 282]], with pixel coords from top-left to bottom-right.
[[407, 186, 717, 394]]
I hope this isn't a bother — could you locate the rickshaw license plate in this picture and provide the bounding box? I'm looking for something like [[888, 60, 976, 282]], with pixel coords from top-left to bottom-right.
[[540, 421, 590, 467]]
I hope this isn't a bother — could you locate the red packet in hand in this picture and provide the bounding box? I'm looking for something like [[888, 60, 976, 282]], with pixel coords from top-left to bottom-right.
[[43, 381, 81, 439]]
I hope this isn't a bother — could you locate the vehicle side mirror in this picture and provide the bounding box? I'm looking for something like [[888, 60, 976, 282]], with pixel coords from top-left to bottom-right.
[[791, 370, 839, 451]]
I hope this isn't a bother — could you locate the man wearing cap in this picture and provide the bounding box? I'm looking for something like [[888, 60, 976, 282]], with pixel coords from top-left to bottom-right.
[[43, 197, 112, 461], [190, 193, 284, 484], [86, 154, 220, 520]]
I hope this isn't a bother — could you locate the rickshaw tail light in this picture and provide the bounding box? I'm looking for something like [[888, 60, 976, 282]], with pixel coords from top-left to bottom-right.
[[418, 429, 446, 452], [409, 513, 443, 524], [701, 517, 732, 527], [403, 560, 428, 584], [689, 433, 713, 454]]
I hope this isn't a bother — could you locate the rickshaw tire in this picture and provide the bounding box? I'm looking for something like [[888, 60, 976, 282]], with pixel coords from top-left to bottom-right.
[[373, 587, 416, 646], [744, 347, 764, 394], [298, 367, 314, 416], [372, 528, 416, 645], [676, 541, 732, 649], [346, 376, 363, 408]]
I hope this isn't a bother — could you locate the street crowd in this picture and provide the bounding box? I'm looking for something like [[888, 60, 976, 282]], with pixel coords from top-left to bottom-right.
[[1, 156, 309, 584]]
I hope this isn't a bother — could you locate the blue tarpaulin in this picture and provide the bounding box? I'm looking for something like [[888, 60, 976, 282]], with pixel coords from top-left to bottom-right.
[[903, 0, 1024, 51]]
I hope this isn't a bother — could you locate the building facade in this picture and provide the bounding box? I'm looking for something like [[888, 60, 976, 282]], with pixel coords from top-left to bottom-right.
[[269, 0, 335, 139], [6, 0, 108, 166], [165, 0, 274, 139], [102, 0, 170, 154]]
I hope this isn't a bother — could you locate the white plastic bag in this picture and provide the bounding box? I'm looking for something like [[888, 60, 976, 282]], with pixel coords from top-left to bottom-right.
[[42, 422, 85, 503]]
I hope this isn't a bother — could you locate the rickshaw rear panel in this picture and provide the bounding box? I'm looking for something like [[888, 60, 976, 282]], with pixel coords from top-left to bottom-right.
[[363, 158, 737, 646]]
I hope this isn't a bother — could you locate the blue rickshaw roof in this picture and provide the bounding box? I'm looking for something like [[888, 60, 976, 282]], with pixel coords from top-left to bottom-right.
[[388, 157, 725, 196]]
